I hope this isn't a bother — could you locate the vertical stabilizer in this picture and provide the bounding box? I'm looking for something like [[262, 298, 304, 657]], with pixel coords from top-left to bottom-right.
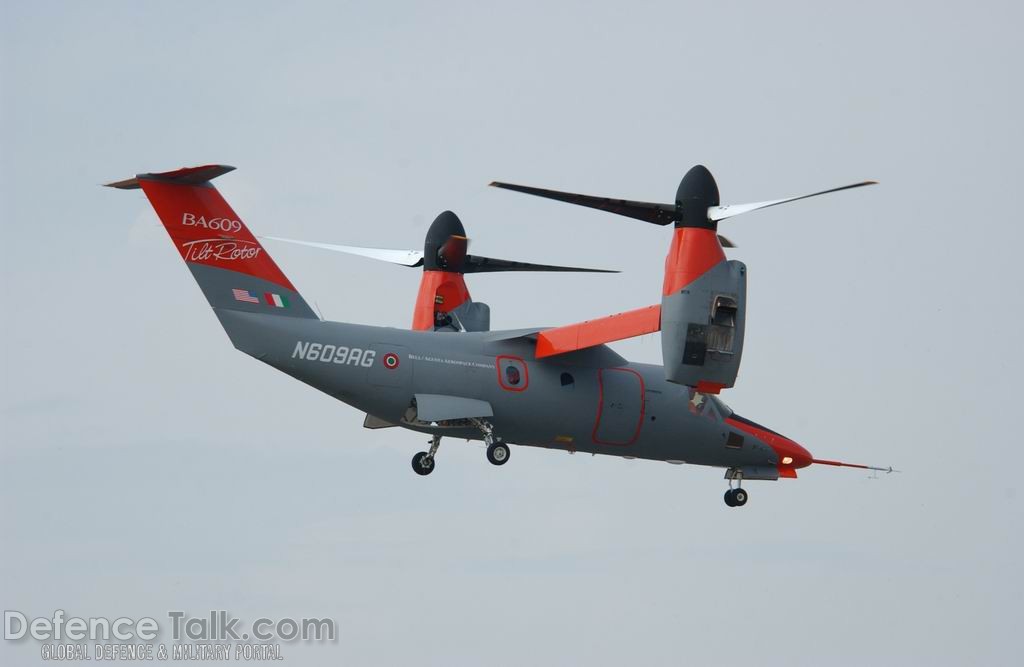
[[108, 165, 317, 320]]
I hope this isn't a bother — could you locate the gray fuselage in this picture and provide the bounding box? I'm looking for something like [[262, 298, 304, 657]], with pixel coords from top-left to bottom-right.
[[216, 309, 778, 471]]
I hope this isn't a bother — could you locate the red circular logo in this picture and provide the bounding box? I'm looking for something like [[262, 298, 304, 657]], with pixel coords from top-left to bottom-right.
[[383, 352, 400, 369]]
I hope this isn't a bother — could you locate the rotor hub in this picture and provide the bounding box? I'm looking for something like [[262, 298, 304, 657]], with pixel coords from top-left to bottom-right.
[[423, 210, 467, 272], [674, 164, 720, 230]]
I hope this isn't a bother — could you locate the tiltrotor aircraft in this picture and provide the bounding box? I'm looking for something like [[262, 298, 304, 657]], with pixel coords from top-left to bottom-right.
[[108, 164, 893, 507]]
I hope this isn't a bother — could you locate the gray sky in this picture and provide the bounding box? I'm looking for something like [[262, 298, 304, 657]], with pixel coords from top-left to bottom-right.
[[2, 1, 1022, 664]]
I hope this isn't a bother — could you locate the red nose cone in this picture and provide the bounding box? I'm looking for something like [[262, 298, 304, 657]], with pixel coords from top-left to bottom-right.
[[770, 436, 813, 469], [725, 416, 813, 470]]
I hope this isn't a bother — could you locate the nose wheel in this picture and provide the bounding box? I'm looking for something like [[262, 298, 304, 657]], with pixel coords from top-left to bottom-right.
[[724, 469, 749, 507], [724, 488, 748, 507]]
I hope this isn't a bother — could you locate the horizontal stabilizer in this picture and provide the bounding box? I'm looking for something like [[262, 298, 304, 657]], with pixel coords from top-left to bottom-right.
[[105, 164, 235, 190]]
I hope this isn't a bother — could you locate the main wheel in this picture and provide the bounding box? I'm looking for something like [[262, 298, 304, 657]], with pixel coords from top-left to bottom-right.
[[724, 489, 737, 507], [486, 442, 510, 466], [732, 488, 748, 506], [412, 451, 435, 476]]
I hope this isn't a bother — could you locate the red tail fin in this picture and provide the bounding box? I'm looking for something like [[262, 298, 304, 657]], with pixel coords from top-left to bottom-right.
[[108, 165, 316, 319]]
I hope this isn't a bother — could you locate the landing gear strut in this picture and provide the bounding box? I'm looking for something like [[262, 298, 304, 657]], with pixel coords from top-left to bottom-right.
[[470, 418, 510, 466], [724, 469, 749, 507], [412, 434, 441, 476]]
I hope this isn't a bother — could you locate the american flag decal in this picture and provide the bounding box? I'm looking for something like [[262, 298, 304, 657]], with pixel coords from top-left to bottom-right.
[[232, 288, 260, 304]]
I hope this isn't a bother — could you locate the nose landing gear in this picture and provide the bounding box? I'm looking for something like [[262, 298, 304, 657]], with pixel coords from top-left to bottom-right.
[[724, 468, 749, 507], [724, 487, 748, 507]]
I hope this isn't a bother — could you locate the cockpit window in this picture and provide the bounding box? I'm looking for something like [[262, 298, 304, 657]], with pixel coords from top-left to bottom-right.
[[688, 390, 732, 422], [710, 395, 733, 417], [688, 390, 715, 419]]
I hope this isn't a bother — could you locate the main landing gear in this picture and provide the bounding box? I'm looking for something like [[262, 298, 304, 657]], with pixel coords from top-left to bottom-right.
[[724, 469, 749, 507], [411, 421, 510, 476], [471, 418, 510, 467], [412, 434, 442, 476], [487, 442, 510, 465]]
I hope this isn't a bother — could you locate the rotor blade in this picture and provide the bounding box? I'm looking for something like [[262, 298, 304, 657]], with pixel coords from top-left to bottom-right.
[[261, 236, 423, 267], [464, 254, 619, 274], [812, 458, 899, 473], [717, 234, 736, 248], [489, 181, 677, 225], [708, 181, 878, 222]]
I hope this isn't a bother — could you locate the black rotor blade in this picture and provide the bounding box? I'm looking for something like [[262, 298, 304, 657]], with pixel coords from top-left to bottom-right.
[[717, 234, 736, 248], [489, 181, 677, 225], [463, 254, 618, 274]]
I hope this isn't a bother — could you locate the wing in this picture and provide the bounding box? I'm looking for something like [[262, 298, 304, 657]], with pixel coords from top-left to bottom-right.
[[534, 305, 662, 358]]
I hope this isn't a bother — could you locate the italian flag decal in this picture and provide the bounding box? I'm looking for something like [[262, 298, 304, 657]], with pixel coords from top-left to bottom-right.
[[264, 292, 290, 308]]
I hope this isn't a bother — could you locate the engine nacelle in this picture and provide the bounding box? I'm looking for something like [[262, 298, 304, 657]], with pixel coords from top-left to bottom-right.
[[661, 259, 746, 391]]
